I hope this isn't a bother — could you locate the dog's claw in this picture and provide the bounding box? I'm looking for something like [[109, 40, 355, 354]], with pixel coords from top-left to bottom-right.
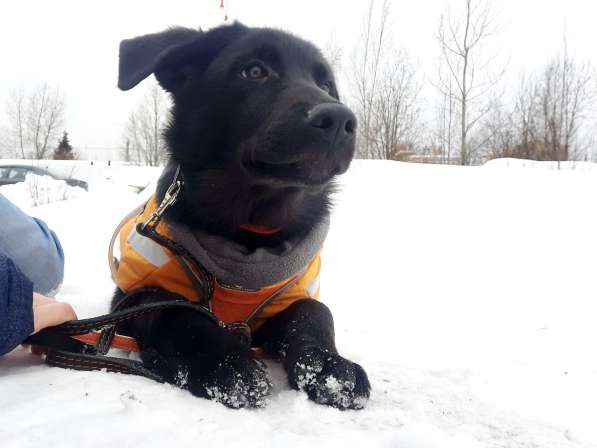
[[287, 347, 370, 410]]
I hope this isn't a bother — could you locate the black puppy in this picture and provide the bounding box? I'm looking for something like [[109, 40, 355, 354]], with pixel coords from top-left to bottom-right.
[[112, 23, 370, 409]]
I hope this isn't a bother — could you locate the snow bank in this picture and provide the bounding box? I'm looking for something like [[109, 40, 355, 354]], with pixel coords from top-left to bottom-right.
[[0, 173, 86, 208], [484, 157, 597, 172], [0, 159, 163, 192], [1, 160, 597, 447]]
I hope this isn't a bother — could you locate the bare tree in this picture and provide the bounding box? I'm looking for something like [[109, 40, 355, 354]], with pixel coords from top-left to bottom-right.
[[370, 53, 421, 160], [123, 83, 171, 166], [512, 75, 539, 159], [27, 83, 65, 159], [3, 83, 65, 159], [0, 134, 9, 158], [350, 0, 390, 159], [537, 45, 595, 163], [432, 73, 458, 163], [485, 44, 595, 164], [349, 0, 421, 160], [435, 0, 504, 165], [322, 36, 343, 76], [479, 96, 516, 160], [4, 88, 27, 158]]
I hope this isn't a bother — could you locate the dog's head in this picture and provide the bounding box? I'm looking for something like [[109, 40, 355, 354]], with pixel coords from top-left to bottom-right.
[[119, 23, 356, 242]]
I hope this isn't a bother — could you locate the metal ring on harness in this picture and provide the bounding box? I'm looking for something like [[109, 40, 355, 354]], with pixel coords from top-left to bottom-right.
[[108, 164, 183, 284], [140, 164, 183, 232]]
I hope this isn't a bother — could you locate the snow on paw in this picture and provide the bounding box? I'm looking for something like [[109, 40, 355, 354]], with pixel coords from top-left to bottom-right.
[[198, 353, 272, 409], [288, 347, 370, 410]]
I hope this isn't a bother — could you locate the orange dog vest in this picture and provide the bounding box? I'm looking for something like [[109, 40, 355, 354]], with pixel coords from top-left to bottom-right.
[[113, 197, 321, 330]]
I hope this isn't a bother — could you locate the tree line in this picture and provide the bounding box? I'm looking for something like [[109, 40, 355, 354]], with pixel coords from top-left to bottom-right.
[[0, 83, 74, 160], [348, 0, 597, 166]]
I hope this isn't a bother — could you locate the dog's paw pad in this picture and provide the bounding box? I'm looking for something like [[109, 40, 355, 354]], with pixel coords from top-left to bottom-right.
[[289, 347, 370, 410]]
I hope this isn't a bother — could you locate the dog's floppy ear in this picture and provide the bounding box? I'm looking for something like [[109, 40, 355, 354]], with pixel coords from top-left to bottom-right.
[[118, 27, 201, 91], [119, 23, 249, 92]]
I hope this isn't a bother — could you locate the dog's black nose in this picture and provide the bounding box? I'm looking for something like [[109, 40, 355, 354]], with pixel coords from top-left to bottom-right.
[[307, 103, 356, 145]]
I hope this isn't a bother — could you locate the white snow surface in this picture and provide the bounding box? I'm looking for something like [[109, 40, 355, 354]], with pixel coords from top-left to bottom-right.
[[0, 159, 163, 192], [0, 174, 86, 208], [2, 159, 597, 447], [484, 157, 597, 172]]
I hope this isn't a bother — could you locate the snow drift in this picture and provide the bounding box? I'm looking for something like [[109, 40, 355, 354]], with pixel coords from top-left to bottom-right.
[[484, 157, 597, 172], [0, 173, 86, 208]]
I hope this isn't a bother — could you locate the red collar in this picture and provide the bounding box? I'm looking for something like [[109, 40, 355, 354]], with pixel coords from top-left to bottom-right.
[[239, 224, 283, 235]]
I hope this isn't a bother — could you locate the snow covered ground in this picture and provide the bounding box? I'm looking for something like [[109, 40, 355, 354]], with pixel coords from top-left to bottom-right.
[[1, 159, 597, 448], [0, 174, 87, 208], [484, 157, 597, 172], [0, 159, 163, 192]]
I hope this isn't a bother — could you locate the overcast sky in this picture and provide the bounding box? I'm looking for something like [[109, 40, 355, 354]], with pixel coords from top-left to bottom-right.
[[1, 0, 596, 151]]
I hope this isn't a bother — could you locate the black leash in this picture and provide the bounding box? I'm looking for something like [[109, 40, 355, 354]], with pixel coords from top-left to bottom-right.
[[24, 289, 226, 382]]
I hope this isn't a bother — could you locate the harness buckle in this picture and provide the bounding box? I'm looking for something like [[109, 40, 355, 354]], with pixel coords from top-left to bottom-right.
[[226, 321, 252, 347]]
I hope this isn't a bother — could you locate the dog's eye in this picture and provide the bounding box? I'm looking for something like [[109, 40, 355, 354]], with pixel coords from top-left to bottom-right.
[[241, 64, 269, 80], [320, 81, 334, 95]]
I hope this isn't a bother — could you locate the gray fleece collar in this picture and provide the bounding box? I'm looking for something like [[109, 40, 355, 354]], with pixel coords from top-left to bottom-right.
[[167, 214, 328, 290], [158, 161, 328, 289]]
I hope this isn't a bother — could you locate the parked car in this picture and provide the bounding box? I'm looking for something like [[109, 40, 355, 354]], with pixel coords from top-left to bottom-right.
[[0, 165, 88, 191]]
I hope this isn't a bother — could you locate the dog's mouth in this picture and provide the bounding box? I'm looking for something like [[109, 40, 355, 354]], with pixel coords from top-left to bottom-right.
[[242, 153, 337, 188]]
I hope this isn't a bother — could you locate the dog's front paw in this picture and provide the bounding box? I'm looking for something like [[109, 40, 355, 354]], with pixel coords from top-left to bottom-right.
[[287, 346, 370, 410], [188, 353, 272, 409]]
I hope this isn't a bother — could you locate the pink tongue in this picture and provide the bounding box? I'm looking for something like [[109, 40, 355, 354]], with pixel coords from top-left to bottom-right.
[[239, 224, 283, 235]]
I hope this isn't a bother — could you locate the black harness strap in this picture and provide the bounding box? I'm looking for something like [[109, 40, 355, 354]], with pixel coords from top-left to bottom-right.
[[137, 221, 215, 308], [26, 266, 303, 381], [46, 350, 165, 382], [24, 290, 225, 381], [32, 294, 222, 338]]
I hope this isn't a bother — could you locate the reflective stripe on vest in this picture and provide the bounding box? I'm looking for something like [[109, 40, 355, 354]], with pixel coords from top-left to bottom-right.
[[127, 226, 170, 268]]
